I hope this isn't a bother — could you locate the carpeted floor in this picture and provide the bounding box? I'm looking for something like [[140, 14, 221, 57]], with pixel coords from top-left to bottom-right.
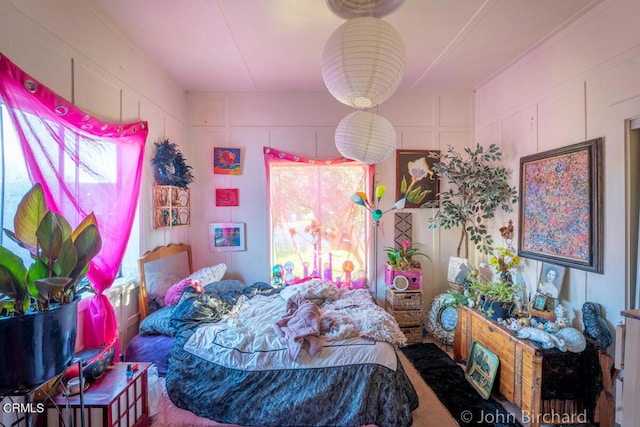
[[402, 342, 523, 427]]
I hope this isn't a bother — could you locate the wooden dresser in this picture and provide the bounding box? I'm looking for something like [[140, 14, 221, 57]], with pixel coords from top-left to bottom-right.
[[453, 307, 604, 427], [455, 306, 542, 421]]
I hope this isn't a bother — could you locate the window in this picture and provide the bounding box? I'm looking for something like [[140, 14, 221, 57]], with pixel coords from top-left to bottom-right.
[[0, 103, 140, 278], [266, 148, 371, 288]]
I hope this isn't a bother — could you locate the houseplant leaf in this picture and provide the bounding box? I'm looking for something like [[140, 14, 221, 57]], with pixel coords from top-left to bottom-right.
[[70, 222, 102, 280], [8, 183, 48, 255], [0, 246, 28, 302], [36, 211, 71, 267]]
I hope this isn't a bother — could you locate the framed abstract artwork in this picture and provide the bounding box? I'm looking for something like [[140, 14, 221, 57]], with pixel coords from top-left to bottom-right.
[[518, 138, 603, 273], [209, 222, 246, 252], [215, 188, 239, 207], [395, 150, 440, 208], [214, 147, 241, 175]]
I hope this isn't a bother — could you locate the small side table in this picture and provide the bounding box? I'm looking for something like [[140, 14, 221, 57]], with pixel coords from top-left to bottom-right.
[[43, 362, 150, 427]]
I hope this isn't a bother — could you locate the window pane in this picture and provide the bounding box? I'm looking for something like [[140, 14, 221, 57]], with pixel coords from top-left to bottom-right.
[[269, 161, 369, 288], [1, 104, 32, 266]]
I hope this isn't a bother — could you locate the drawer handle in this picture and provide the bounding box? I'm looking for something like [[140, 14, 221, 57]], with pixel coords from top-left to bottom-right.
[[488, 326, 494, 333]]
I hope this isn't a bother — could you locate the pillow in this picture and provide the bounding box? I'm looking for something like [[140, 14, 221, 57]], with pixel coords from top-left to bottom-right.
[[165, 278, 204, 306], [190, 263, 227, 286], [139, 305, 175, 336], [204, 279, 247, 296], [145, 271, 184, 309]]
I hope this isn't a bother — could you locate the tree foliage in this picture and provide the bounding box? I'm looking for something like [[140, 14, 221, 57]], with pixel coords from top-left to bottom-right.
[[425, 144, 518, 258]]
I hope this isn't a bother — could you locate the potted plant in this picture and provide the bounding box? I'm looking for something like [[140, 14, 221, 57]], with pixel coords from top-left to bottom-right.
[[384, 239, 431, 270], [467, 269, 521, 321], [0, 183, 102, 393], [425, 144, 518, 258]]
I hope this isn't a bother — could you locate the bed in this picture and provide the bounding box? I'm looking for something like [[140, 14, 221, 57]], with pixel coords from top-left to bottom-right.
[[125, 243, 419, 427]]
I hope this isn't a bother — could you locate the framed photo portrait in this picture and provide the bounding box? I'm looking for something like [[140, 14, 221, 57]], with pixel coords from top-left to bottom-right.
[[533, 293, 550, 311], [209, 222, 245, 251], [536, 263, 566, 299], [395, 150, 440, 208], [518, 138, 603, 273]]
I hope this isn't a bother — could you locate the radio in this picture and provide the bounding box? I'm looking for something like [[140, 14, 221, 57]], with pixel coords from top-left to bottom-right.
[[64, 341, 116, 382]]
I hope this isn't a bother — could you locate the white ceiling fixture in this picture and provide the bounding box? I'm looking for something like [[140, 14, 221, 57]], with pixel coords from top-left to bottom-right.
[[335, 110, 396, 164], [326, 0, 406, 19], [322, 16, 405, 109]]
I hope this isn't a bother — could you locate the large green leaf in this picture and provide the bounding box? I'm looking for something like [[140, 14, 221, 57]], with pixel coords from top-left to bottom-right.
[[54, 238, 78, 278], [26, 258, 49, 300], [36, 211, 66, 265], [70, 223, 102, 280], [0, 246, 28, 300], [71, 212, 98, 241], [34, 277, 72, 303], [12, 183, 48, 255]]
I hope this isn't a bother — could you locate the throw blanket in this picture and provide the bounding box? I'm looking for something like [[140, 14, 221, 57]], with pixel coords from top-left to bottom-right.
[[282, 280, 408, 346], [273, 293, 327, 359]]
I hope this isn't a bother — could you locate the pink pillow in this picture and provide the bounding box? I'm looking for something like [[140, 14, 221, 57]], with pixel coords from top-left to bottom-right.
[[164, 278, 204, 306]]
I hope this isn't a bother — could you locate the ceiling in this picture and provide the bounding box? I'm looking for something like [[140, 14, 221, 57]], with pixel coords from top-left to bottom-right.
[[86, 0, 602, 94]]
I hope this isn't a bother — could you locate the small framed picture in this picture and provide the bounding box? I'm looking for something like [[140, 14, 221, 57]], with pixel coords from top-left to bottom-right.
[[209, 222, 245, 251], [214, 147, 241, 175], [215, 188, 239, 207], [532, 293, 550, 311], [536, 263, 566, 299], [447, 256, 469, 285]]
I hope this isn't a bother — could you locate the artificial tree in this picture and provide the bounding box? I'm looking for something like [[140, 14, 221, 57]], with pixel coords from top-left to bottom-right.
[[426, 143, 518, 258]]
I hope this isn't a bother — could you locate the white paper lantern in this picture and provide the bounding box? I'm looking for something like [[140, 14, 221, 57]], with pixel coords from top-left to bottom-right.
[[322, 17, 405, 109], [335, 111, 396, 164], [326, 0, 406, 19]]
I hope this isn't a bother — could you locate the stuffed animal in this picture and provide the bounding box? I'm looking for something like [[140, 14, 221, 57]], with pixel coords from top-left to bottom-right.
[[582, 302, 612, 350]]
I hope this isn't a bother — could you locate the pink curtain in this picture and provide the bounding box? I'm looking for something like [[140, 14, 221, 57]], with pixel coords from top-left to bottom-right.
[[0, 53, 147, 353], [264, 147, 373, 288]]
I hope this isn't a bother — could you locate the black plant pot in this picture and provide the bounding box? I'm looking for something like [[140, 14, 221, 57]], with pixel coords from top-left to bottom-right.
[[0, 299, 78, 394], [481, 300, 514, 321]]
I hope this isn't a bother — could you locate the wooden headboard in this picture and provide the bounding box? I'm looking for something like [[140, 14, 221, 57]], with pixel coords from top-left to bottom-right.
[[138, 243, 193, 320]]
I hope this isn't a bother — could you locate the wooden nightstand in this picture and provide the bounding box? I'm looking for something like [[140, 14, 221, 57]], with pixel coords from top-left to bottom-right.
[[43, 362, 150, 427]]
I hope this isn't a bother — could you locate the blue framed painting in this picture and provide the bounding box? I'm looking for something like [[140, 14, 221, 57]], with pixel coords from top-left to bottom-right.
[[214, 147, 241, 175], [518, 138, 603, 273]]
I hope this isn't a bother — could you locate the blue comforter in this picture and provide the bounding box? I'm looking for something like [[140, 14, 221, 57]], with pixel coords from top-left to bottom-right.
[[165, 284, 418, 427]]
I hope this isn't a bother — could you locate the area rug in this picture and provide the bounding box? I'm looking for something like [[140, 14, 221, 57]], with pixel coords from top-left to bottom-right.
[[401, 343, 523, 427]]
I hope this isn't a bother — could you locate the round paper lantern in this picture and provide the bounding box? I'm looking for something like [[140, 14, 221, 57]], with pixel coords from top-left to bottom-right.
[[322, 17, 405, 109], [335, 111, 396, 164], [326, 0, 406, 19]]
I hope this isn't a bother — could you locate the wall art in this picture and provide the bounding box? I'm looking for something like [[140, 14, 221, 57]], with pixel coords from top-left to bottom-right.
[[215, 188, 239, 207], [395, 149, 439, 208], [209, 222, 246, 251], [518, 138, 603, 273], [214, 147, 241, 175]]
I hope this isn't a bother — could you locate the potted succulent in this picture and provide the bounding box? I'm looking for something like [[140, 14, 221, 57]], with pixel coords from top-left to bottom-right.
[[425, 144, 518, 258], [0, 183, 102, 393]]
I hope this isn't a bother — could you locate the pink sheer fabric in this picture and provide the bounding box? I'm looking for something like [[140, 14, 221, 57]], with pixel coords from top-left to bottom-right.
[[0, 53, 147, 353], [264, 147, 373, 289]]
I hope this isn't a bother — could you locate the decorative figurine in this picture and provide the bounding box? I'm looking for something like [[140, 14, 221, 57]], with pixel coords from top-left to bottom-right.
[[272, 264, 284, 287], [582, 302, 612, 350]]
